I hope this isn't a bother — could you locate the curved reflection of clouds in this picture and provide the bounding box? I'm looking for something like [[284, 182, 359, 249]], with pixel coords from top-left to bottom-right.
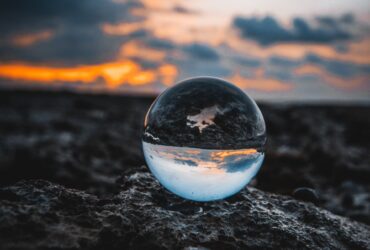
[[143, 142, 264, 201]]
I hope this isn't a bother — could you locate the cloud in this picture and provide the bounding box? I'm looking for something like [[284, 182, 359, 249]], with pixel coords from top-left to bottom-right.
[[0, 0, 143, 65], [305, 53, 370, 78], [10, 30, 54, 47], [316, 13, 355, 28], [172, 5, 198, 15], [268, 56, 299, 68], [0, 0, 142, 34], [232, 56, 261, 68], [294, 64, 367, 89], [102, 22, 148, 36], [228, 70, 292, 92], [146, 38, 176, 50], [183, 43, 219, 60], [233, 15, 354, 46], [0, 28, 130, 65]]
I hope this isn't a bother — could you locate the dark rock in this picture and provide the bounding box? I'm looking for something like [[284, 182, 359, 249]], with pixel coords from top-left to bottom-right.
[[293, 187, 319, 203], [0, 177, 369, 250]]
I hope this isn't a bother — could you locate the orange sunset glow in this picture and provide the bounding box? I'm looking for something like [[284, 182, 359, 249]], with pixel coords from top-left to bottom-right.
[[211, 148, 258, 162], [0, 61, 178, 88]]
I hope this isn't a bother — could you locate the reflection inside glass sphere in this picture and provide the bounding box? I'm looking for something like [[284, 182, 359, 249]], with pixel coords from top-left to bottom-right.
[[143, 142, 264, 201], [142, 77, 266, 201]]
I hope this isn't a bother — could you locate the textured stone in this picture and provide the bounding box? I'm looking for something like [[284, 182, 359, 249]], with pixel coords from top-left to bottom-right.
[[0, 175, 369, 250]]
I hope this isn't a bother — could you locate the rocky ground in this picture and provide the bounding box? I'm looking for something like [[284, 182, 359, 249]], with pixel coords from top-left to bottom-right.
[[0, 90, 369, 249]]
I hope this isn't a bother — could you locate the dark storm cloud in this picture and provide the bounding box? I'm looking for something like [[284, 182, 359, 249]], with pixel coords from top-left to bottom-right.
[[0, 0, 143, 65], [233, 15, 353, 46], [183, 43, 220, 60]]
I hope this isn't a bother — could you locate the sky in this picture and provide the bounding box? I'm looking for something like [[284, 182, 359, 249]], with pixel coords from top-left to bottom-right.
[[0, 0, 369, 101]]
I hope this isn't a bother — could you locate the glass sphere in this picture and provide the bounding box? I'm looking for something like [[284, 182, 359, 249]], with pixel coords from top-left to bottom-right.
[[142, 77, 266, 201]]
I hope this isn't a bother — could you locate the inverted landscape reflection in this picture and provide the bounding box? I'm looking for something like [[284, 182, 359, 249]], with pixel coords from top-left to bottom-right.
[[143, 142, 264, 201]]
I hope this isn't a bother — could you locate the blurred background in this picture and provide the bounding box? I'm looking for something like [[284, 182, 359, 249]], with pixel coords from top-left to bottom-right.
[[0, 0, 369, 101]]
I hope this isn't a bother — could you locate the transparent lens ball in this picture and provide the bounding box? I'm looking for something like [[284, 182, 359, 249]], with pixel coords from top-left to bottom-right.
[[142, 77, 266, 201]]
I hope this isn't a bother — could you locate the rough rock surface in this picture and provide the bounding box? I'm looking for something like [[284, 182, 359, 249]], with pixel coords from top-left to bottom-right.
[[0, 90, 369, 249], [1, 175, 369, 250]]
